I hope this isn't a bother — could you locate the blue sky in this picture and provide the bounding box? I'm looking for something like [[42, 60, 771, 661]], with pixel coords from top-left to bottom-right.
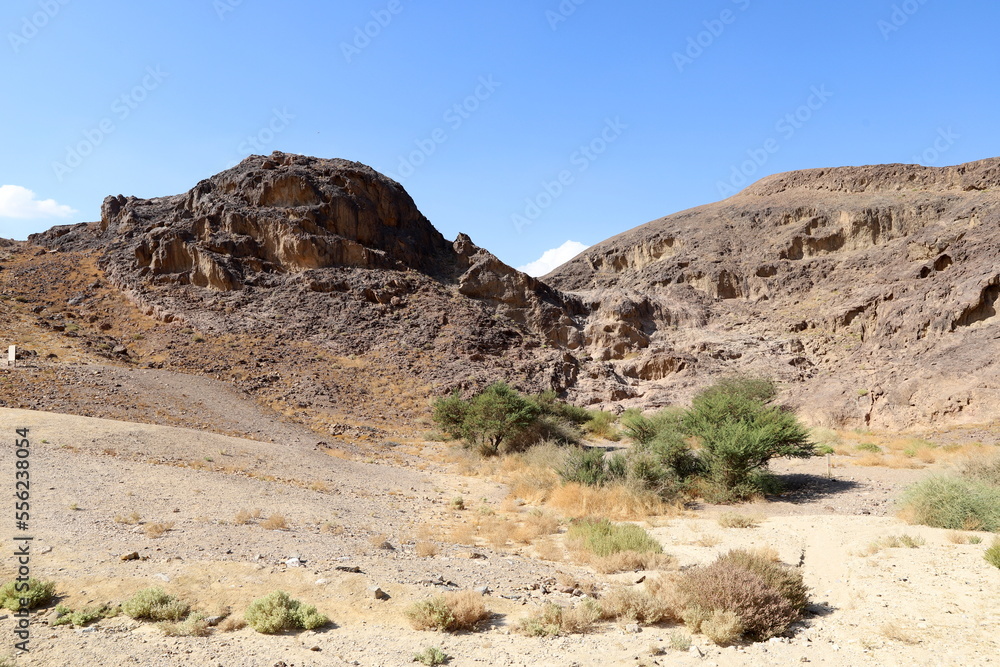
[[2, 1, 997, 274]]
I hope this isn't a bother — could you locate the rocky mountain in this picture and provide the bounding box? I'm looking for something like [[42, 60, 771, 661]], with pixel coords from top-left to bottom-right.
[[13, 153, 1000, 433], [546, 158, 1000, 429]]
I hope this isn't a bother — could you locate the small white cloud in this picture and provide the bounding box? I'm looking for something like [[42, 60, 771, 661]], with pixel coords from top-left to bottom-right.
[[0, 185, 77, 219], [517, 240, 590, 277]]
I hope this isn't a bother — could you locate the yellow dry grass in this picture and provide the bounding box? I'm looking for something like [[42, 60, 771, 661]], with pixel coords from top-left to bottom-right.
[[548, 483, 677, 521]]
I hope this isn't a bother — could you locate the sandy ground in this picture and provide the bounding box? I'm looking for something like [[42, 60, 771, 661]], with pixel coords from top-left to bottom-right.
[[1, 405, 998, 666]]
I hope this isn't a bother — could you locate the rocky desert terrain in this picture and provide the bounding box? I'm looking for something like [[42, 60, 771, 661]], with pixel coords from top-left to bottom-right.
[[1, 154, 999, 666]]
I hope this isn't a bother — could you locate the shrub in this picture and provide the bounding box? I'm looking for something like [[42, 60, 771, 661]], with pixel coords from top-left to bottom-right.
[[52, 603, 118, 627], [584, 410, 619, 439], [669, 549, 807, 643], [506, 414, 580, 451], [405, 591, 490, 632], [566, 518, 663, 557], [985, 538, 1000, 569], [413, 647, 451, 666], [516, 601, 600, 636], [159, 613, 211, 637], [560, 448, 623, 487], [0, 578, 55, 611], [244, 591, 329, 634], [898, 475, 1000, 532], [715, 550, 808, 611], [122, 588, 190, 622], [261, 514, 289, 530]]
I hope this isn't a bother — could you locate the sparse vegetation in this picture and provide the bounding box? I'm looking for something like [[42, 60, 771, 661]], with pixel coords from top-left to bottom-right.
[[598, 586, 672, 624], [405, 591, 490, 632], [864, 534, 926, 555], [516, 600, 601, 636], [244, 591, 329, 633], [0, 578, 55, 611], [718, 512, 761, 528], [53, 603, 119, 627], [121, 588, 190, 622], [235, 508, 262, 525]]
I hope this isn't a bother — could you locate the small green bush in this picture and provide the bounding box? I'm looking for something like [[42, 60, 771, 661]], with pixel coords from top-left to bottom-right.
[[159, 612, 211, 637], [560, 448, 623, 486], [413, 647, 451, 665], [856, 442, 882, 453], [405, 591, 490, 632], [584, 410, 620, 439], [52, 603, 119, 627], [122, 588, 190, 622], [898, 475, 1000, 532], [985, 538, 1000, 569], [244, 591, 329, 634], [566, 518, 663, 557], [0, 578, 55, 611]]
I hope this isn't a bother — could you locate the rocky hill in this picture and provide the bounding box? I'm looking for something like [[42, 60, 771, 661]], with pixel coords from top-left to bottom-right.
[[546, 158, 1000, 429], [8, 153, 1000, 434]]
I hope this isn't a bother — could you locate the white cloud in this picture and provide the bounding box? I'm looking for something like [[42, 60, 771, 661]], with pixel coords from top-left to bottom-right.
[[517, 240, 590, 277], [0, 185, 77, 220]]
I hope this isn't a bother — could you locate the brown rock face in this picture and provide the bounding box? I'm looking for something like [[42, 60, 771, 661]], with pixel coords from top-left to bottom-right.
[[546, 158, 1000, 429], [97, 153, 456, 290]]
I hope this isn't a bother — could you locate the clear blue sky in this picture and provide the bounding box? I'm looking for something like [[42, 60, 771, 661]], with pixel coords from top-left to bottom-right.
[[2, 0, 997, 272]]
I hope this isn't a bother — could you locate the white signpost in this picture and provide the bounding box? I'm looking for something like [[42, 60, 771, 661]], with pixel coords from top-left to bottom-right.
[[7, 345, 15, 367]]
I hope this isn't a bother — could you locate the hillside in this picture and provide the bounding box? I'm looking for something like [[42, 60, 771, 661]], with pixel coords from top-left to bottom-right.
[[5, 154, 1000, 435]]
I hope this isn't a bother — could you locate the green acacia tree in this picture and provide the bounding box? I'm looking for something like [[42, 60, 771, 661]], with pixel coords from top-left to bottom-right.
[[432, 382, 541, 456]]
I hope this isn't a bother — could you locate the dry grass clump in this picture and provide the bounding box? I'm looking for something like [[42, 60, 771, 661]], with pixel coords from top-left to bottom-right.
[[261, 514, 289, 531], [881, 622, 920, 644], [665, 549, 807, 644], [598, 586, 673, 624], [217, 616, 247, 632], [415, 541, 439, 557], [511, 510, 560, 544], [370, 534, 394, 550], [945, 531, 982, 544], [114, 511, 142, 525], [405, 591, 491, 632], [863, 534, 926, 555], [717, 512, 762, 529], [590, 550, 676, 574], [144, 522, 175, 538], [959, 451, 1000, 486], [516, 601, 601, 637], [548, 482, 674, 520]]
